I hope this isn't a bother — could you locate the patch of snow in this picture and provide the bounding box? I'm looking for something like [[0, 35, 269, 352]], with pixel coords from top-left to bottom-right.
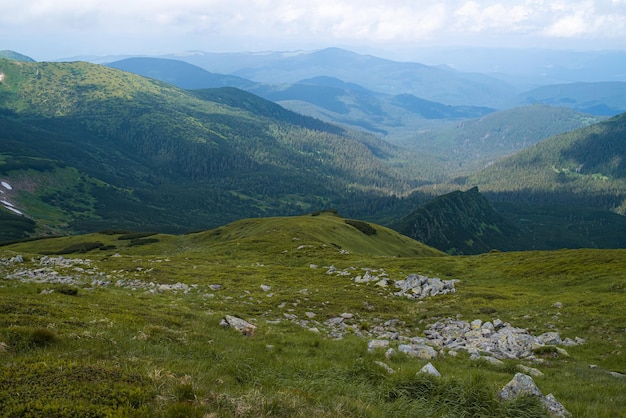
[[1, 199, 14, 207], [1, 181, 12, 190], [5, 206, 22, 215]]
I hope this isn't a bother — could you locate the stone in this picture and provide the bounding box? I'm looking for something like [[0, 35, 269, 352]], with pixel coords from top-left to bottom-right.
[[368, 339, 390, 351], [418, 362, 441, 377], [608, 371, 626, 378], [537, 332, 561, 345], [385, 348, 396, 359], [375, 361, 395, 374], [220, 315, 257, 336], [398, 344, 438, 360], [260, 284, 271, 292], [498, 373, 543, 401], [517, 364, 544, 377], [542, 393, 572, 417], [552, 302, 563, 309], [470, 319, 483, 329]]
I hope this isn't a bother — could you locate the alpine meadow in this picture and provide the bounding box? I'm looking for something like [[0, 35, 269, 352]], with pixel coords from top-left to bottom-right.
[[0, 47, 625, 418]]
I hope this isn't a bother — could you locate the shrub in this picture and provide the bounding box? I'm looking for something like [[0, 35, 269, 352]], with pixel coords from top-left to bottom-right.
[[54, 242, 104, 254], [118, 232, 157, 240], [129, 238, 159, 247], [345, 219, 377, 235]]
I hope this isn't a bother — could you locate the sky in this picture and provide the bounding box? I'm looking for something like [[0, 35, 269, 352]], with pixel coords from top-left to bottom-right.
[[2, 0, 626, 61]]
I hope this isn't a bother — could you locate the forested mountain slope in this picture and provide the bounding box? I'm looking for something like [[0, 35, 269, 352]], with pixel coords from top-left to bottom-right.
[[465, 112, 626, 214], [0, 58, 420, 239], [399, 105, 602, 175]]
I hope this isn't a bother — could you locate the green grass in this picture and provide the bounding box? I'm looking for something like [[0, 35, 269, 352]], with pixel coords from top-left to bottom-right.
[[1, 215, 624, 417]]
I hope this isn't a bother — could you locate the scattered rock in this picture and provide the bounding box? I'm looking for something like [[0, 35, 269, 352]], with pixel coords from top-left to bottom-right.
[[418, 362, 441, 377], [608, 371, 625, 378], [552, 302, 563, 309], [424, 317, 583, 360], [260, 284, 271, 292]]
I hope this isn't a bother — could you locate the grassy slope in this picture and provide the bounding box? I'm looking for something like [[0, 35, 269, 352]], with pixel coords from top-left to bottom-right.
[[1, 214, 624, 417]]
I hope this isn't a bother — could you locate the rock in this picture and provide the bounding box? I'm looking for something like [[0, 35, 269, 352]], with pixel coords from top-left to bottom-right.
[[418, 362, 441, 377], [375, 361, 395, 374], [474, 355, 504, 366], [220, 315, 257, 336], [385, 348, 396, 359], [10, 255, 23, 263], [368, 339, 390, 351], [552, 302, 563, 309], [537, 332, 562, 345], [499, 373, 543, 400], [470, 319, 483, 329], [542, 393, 572, 417], [260, 284, 271, 292], [305, 312, 316, 319], [398, 344, 438, 360], [340, 313, 354, 319], [608, 371, 625, 378], [517, 364, 544, 377], [393, 274, 456, 300], [209, 284, 223, 291]]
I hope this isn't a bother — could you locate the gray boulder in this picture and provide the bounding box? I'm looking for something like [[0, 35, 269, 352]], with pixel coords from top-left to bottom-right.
[[220, 315, 257, 336]]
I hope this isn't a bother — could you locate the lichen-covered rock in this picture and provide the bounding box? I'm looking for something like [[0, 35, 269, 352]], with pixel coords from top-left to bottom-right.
[[499, 373, 543, 400]]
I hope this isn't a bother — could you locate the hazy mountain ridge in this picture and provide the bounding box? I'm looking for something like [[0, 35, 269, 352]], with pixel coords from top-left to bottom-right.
[[512, 81, 626, 116]]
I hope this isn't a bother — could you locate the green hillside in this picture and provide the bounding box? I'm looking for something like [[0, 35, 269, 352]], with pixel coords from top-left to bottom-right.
[[392, 187, 523, 255], [465, 112, 626, 214], [0, 59, 421, 239], [1, 216, 624, 417]]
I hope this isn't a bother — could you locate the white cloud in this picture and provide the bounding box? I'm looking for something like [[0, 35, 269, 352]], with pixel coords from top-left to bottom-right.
[[1, 0, 625, 57]]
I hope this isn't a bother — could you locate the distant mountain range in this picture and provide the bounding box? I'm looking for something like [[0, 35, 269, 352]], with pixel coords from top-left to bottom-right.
[[2, 51, 626, 253]]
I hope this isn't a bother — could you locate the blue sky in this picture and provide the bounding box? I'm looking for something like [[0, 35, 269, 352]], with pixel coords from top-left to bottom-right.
[[2, 0, 626, 61]]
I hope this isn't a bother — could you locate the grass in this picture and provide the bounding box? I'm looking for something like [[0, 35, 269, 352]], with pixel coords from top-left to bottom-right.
[[0, 213, 624, 417]]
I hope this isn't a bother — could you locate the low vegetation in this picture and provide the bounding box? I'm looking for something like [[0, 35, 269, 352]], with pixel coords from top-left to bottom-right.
[[1, 213, 624, 417]]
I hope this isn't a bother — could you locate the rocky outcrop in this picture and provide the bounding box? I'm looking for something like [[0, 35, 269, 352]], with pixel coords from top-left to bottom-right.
[[393, 274, 457, 299], [423, 318, 583, 360]]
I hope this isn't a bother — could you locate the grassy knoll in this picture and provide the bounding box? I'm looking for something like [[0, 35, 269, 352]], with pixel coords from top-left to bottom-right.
[[1, 213, 624, 417]]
